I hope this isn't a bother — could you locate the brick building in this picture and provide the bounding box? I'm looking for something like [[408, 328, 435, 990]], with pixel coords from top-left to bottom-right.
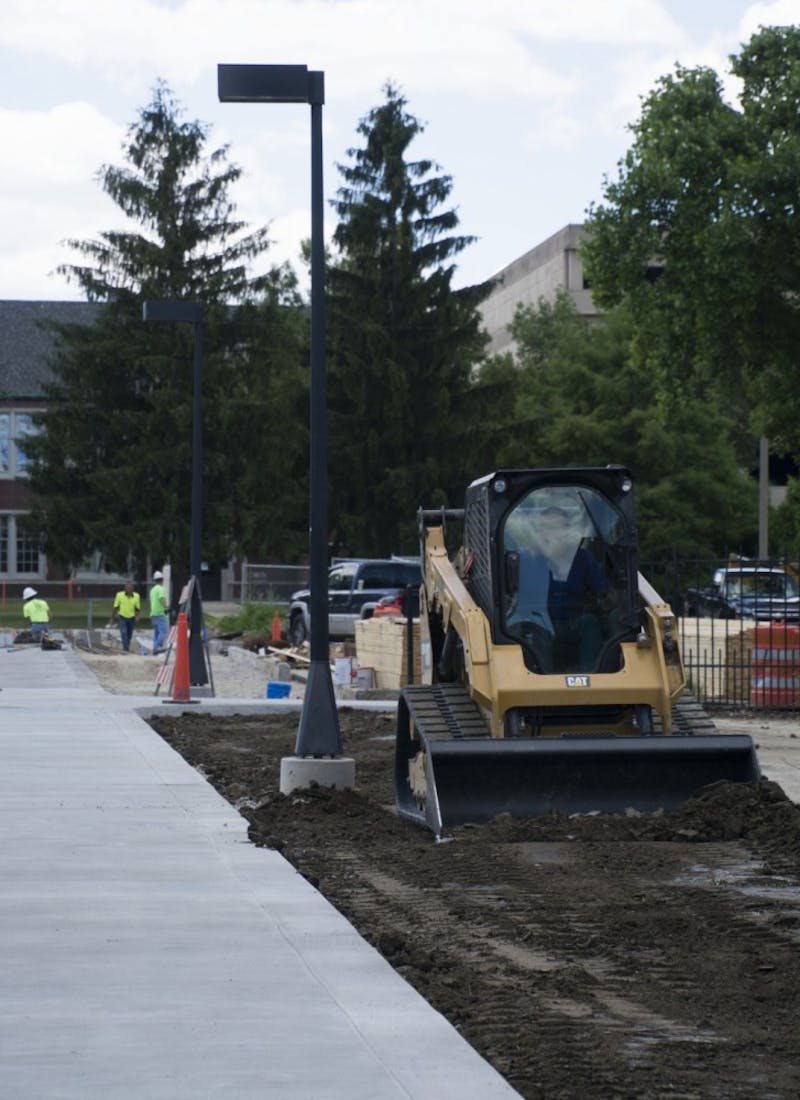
[[0, 300, 99, 589]]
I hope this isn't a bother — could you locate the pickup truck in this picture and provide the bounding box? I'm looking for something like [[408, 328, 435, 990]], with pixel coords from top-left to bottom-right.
[[683, 563, 800, 621], [288, 557, 422, 646]]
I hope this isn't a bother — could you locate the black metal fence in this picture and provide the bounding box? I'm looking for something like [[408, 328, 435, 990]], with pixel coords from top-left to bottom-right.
[[643, 556, 800, 711], [231, 555, 800, 711]]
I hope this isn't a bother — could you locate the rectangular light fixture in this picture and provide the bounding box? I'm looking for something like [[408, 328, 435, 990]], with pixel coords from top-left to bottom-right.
[[217, 64, 311, 103], [142, 301, 201, 323]]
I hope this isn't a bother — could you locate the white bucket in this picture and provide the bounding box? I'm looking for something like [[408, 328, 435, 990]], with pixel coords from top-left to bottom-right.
[[334, 657, 357, 685], [355, 667, 375, 689]]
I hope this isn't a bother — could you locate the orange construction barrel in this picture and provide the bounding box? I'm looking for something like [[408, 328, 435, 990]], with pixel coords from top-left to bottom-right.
[[750, 622, 800, 707]]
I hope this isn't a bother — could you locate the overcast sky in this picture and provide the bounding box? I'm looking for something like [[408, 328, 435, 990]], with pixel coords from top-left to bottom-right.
[[2, 0, 799, 300]]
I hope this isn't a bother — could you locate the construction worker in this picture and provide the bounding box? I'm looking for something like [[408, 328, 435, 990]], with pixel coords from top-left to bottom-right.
[[22, 586, 51, 637], [111, 581, 141, 653], [149, 570, 168, 654]]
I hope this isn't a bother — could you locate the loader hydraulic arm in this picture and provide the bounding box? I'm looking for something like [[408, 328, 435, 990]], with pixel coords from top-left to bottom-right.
[[638, 571, 685, 704], [418, 513, 490, 683]]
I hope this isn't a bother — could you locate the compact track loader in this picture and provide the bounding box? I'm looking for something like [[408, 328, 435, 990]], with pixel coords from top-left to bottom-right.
[[394, 467, 760, 833]]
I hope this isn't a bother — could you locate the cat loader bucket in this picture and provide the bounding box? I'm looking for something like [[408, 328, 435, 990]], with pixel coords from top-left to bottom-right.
[[395, 685, 760, 835]]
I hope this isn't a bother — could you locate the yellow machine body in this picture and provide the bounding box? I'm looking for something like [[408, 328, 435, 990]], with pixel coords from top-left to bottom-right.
[[394, 468, 760, 833]]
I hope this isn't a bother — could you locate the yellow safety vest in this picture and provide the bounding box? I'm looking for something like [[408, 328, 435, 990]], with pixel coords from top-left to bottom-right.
[[113, 591, 140, 618], [24, 597, 50, 624]]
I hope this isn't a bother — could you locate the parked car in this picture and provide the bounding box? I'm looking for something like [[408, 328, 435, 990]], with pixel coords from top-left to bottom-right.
[[288, 557, 422, 646], [684, 564, 800, 621]]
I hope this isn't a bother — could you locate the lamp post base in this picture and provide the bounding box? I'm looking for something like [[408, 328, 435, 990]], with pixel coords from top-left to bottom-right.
[[279, 754, 355, 795], [295, 658, 342, 755]]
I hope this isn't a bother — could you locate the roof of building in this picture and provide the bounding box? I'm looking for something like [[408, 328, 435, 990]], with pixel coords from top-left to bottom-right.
[[0, 300, 101, 400]]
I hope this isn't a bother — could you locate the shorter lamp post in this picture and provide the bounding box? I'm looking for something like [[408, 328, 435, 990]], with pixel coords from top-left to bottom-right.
[[142, 300, 207, 686]]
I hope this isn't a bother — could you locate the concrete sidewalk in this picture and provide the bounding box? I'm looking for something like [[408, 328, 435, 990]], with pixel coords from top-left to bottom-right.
[[0, 643, 520, 1099]]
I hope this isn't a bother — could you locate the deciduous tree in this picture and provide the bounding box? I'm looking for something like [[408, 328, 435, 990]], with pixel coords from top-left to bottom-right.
[[583, 26, 800, 461], [491, 293, 757, 559]]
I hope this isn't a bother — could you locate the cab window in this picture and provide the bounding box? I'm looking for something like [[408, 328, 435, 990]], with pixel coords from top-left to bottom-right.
[[501, 485, 629, 674], [328, 564, 357, 591]]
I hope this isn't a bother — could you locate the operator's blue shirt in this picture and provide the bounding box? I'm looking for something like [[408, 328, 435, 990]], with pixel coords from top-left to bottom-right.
[[516, 549, 608, 629]]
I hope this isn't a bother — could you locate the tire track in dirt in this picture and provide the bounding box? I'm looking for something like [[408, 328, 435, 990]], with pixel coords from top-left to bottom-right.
[[278, 816, 800, 1098]]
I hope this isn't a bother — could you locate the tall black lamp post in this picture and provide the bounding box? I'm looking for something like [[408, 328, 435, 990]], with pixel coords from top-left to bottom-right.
[[142, 300, 208, 686], [218, 63, 341, 757]]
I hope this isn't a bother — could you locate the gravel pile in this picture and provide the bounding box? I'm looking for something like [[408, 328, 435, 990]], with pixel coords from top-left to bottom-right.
[[71, 634, 300, 698]]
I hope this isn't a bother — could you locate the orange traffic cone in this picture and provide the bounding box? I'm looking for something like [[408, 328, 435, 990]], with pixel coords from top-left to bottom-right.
[[166, 612, 193, 704], [271, 611, 282, 643]]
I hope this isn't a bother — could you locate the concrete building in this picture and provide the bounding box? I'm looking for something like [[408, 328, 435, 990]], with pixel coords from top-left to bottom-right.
[[476, 225, 790, 528], [479, 223, 599, 357]]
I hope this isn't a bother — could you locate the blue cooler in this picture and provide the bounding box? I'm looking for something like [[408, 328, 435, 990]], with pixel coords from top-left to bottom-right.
[[266, 681, 291, 699]]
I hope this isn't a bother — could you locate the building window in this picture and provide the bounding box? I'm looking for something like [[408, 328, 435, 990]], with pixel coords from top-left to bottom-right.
[[0, 415, 8, 473], [0, 411, 38, 478], [14, 414, 34, 472], [16, 527, 40, 573], [0, 514, 42, 577]]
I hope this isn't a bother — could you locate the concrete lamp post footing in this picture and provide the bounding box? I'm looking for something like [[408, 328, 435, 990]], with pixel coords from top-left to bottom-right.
[[279, 756, 356, 795]]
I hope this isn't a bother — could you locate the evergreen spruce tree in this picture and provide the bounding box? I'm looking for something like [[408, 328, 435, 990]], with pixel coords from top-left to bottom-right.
[[327, 84, 489, 555], [26, 82, 306, 578]]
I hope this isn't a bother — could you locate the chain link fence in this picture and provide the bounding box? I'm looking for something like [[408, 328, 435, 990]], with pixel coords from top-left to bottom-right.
[[240, 564, 310, 604]]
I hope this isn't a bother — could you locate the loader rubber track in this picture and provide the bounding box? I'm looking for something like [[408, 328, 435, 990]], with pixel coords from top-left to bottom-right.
[[401, 683, 720, 743], [400, 682, 485, 741], [659, 694, 720, 735]]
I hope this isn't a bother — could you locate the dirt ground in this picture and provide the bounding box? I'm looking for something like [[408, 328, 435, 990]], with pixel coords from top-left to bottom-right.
[[148, 706, 800, 1100]]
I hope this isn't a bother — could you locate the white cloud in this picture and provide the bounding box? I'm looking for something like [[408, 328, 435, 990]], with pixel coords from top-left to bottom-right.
[[490, 0, 686, 44], [740, 0, 800, 38], [522, 109, 583, 151], [0, 0, 612, 102], [0, 102, 125, 296], [265, 208, 313, 271], [0, 1, 792, 299], [1, 102, 122, 191]]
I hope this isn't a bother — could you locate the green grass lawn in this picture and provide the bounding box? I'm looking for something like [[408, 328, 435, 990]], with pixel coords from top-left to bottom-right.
[[0, 597, 124, 630], [0, 598, 280, 633]]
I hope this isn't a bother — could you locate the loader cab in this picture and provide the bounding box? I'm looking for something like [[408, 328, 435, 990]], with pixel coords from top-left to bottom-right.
[[497, 478, 637, 675]]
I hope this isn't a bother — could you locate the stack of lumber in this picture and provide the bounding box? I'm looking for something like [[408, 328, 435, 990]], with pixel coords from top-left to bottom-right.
[[355, 617, 421, 689], [267, 644, 310, 666], [722, 627, 755, 702], [679, 618, 756, 701]]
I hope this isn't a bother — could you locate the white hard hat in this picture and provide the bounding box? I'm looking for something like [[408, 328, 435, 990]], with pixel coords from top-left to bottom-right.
[[22, 586, 37, 599], [153, 570, 164, 580]]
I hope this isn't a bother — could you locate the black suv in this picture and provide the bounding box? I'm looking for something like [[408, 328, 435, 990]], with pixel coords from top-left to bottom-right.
[[288, 558, 422, 646]]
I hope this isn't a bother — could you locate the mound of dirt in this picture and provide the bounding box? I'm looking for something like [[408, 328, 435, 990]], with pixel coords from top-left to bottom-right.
[[151, 709, 800, 1100]]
